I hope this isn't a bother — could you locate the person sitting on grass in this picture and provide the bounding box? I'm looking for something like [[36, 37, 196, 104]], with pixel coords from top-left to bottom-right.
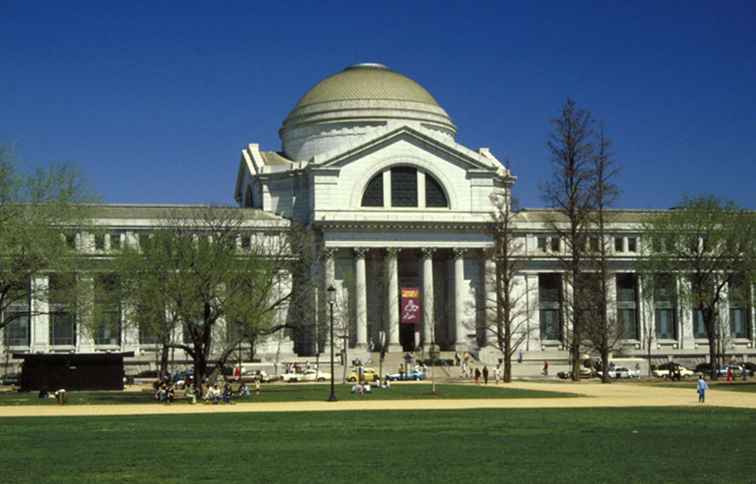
[[185, 385, 197, 404], [166, 385, 175, 403], [238, 382, 251, 398], [222, 383, 232, 404]]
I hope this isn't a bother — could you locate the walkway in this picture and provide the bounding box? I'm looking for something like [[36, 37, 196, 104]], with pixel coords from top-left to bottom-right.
[[0, 381, 753, 418]]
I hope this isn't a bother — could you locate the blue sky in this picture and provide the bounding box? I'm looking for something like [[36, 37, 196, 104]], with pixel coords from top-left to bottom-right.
[[1, 1, 754, 208]]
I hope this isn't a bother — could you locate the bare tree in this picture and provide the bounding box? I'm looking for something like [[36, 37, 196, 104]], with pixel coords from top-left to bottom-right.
[[541, 99, 597, 380], [582, 126, 624, 383], [487, 194, 535, 382]]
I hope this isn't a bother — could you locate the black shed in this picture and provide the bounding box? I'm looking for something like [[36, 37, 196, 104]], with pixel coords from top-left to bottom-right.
[[13, 352, 134, 391]]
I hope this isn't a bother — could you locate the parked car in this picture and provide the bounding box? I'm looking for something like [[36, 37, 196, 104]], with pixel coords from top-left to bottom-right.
[[694, 362, 715, 376], [347, 367, 380, 383], [282, 369, 330, 382], [172, 370, 194, 388], [653, 363, 694, 379], [717, 365, 748, 378], [737, 362, 756, 375], [386, 368, 426, 381], [608, 367, 639, 379], [0, 373, 19, 386]]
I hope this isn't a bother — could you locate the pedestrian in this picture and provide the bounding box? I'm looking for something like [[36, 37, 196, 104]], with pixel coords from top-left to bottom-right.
[[482, 366, 489, 384], [517, 351, 523, 364], [543, 360, 549, 376], [454, 352, 461, 367], [726, 366, 733, 383], [494, 365, 501, 384], [474, 367, 481, 384], [697, 375, 709, 403]]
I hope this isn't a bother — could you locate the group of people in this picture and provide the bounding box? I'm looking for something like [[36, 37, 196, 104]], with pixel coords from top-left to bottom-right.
[[154, 382, 177, 403]]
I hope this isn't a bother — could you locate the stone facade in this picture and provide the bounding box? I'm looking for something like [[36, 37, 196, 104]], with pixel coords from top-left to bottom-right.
[[2, 63, 754, 370]]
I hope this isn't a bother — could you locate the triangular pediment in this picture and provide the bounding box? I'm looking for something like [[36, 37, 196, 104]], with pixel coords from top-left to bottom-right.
[[313, 126, 502, 173]]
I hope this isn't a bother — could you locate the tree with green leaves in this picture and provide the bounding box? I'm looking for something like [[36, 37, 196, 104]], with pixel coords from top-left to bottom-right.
[[638, 195, 756, 378], [0, 146, 95, 349], [109, 206, 312, 394]]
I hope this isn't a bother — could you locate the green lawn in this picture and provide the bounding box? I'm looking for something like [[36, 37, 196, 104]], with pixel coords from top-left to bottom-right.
[[0, 407, 754, 483], [0, 383, 577, 406], [641, 380, 756, 393]]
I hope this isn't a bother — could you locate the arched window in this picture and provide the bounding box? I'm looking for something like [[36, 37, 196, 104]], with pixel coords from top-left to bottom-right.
[[425, 173, 448, 207], [361, 173, 384, 207]]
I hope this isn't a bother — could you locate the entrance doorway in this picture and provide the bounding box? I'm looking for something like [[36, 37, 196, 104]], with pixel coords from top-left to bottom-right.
[[400, 324, 417, 351]]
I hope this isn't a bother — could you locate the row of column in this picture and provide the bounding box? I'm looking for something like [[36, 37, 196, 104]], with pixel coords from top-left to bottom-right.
[[321, 247, 479, 351]]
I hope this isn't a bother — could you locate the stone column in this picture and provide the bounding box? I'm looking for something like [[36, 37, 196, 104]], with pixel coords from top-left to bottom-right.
[[482, 254, 497, 347], [354, 248, 368, 348], [30, 275, 50, 353], [320, 248, 336, 354], [77, 274, 96, 352], [385, 248, 401, 351], [453, 248, 467, 350], [421, 248, 435, 349]]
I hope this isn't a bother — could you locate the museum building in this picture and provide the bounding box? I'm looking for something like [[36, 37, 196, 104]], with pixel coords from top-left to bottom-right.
[[2, 63, 754, 368]]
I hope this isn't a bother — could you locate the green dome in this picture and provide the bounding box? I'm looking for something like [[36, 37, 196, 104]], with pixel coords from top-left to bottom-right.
[[293, 63, 441, 109]]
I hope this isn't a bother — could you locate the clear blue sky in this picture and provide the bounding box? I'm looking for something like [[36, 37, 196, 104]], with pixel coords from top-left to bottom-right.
[[1, 1, 754, 209]]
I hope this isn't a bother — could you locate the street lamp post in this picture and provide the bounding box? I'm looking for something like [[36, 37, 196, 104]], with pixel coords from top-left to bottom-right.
[[378, 330, 386, 384], [327, 284, 337, 402]]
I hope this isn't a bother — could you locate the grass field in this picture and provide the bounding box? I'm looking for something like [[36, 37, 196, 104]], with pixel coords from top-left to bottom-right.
[[641, 381, 756, 393], [0, 383, 577, 406], [0, 407, 754, 483]]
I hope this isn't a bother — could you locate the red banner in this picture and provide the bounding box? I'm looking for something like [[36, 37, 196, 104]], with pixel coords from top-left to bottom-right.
[[400, 288, 421, 324]]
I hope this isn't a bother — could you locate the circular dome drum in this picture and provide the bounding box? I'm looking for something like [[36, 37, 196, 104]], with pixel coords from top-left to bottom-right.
[[280, 64, 456, 161]]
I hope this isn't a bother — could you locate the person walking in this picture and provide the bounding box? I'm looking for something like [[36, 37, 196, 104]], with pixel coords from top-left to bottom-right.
[[697, 376, 709, 403], [474, 367, 481, 384], [494, 365, 501, 384], [482, 366, 489, 384], [543, 360, 549, 376]]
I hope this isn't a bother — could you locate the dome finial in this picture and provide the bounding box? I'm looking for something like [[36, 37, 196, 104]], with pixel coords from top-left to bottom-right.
[[345, 62, 388, 70]]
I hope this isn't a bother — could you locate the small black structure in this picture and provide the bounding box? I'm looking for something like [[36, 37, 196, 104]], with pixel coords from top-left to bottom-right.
[[13, 352, 134, 391]]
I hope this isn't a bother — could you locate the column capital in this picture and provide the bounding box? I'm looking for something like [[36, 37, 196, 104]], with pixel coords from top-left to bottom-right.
[[453, 248, 468, 258], [321, 247, 336, 260], [421, 247, 436, 259], [385, 247, 401, 257], [353, 247, 369, 258]]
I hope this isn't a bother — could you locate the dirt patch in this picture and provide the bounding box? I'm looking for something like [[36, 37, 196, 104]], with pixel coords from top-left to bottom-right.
[[0, 381, 753, 418]]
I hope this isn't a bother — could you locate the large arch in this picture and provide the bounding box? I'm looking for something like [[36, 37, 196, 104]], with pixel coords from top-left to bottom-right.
[[350, 156, 458, 210]]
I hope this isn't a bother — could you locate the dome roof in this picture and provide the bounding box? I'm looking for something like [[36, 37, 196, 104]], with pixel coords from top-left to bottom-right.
[[293, 63, 441, 109], [280, 63, 456, 161]]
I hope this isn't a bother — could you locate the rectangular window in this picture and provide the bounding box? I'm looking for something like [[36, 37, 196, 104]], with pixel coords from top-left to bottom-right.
[[590, 237, 600, 252], [654, 275, 677, 340], [94, 274, 121, 346], [50, 311, 76, 346], [614, 237, 624, 253], [693, 309, 707, 338], [616, 274, 638, 339], [139, 325, 160, 345], [65, 233, 76, 250], [94, 233, 105, 251], [550, 237, 560, 253], [110, 231, 123, 251], [730, 308, 747, 338], [728, 278, 750, 339], [627, 237, 638, 253], [537, 237, 547, 252], [539, 274, 562, 340], [49, 273, 76, 346], [3, 312, 30, 347]]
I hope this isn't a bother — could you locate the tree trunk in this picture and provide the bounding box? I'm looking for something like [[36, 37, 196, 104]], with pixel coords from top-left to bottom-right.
[[159, 345, 170, 381], [601, 346, 610, 383]]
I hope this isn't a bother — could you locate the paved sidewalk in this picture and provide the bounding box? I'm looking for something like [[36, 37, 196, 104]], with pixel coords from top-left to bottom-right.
[[0, 381, 753, 418]]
